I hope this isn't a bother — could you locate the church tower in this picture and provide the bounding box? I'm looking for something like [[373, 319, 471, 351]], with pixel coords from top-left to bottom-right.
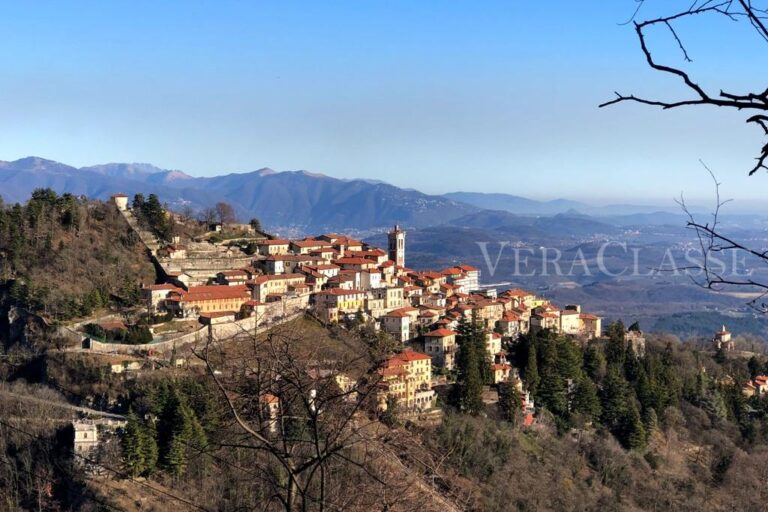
[[388, 224, 405, 267]]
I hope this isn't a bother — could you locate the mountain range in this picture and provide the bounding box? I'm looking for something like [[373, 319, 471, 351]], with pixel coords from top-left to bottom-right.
[[0, 156, 721, 235], [0, 157, 480, 234]]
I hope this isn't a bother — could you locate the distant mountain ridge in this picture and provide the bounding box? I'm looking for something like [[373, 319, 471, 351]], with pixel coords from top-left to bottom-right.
[[443, 191, 681, 217], [0, 157, 477, 234], [3, 156, 730, 235]]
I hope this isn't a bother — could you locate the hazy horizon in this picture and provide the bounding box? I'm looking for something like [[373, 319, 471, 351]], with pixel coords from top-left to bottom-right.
[[1, 1, 766, 204]]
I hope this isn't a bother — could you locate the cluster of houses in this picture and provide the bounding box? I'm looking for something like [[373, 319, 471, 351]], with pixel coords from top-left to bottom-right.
[[120, 196, 602, 417]]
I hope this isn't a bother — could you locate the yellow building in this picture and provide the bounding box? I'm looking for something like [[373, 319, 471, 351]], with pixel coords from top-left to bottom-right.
[[166, 285, 251, 318], [251, 273, 307, 302], [313, 288, 367, 314], [378, 349, 435, 411]]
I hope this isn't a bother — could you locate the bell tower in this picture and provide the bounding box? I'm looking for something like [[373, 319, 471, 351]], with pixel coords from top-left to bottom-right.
[[388, 224, 405, 267]]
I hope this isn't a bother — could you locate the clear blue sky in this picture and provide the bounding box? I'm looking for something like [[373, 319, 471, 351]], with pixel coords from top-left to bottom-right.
[[1, 1, 766, 205]]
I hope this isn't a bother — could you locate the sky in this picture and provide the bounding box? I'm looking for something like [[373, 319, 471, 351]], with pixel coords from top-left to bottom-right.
[[1, 1, 767, 207]]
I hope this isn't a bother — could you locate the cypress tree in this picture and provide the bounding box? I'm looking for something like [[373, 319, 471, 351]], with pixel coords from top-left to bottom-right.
[[605, 321, 626, 366], [498, 378, 523, 424], [458, 343, 484, 415], [455, 318, 487, 414], [524, 344, 540, 395], [748, 356, 762, 379]]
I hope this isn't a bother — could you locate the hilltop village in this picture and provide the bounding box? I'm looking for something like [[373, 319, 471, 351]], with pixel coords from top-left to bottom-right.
[[7, 190, 768, 511], [100, 193, 604, 418]]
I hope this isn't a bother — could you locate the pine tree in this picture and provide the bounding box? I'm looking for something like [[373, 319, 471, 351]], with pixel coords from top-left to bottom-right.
[[159, 387, 208, 478], [623, 345, 641, 383], [455, 318, 487, 414], [620, 399, 646, 450], [642, 407, 659, 440], [498, 378, 523, 424], [538, 369, 568, 420], [141, 421, 159, 476], [132, 193, 145, 212], [122, 409, 146, 477], [458, 343, 484, 415], [601, 368, 629, 431], [524, 344, 540, 395], [583, 343, 606, 383], [714, 346, 727, 364], [605, 321, 626, 366], [556, 337, 582, 382], [572, 376, 601, 424]]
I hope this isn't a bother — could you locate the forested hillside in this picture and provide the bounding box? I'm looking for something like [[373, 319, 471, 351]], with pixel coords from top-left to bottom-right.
[[425, 322, 768, 510], [0, 189, 155, 331], [4, 191, 768, 511]]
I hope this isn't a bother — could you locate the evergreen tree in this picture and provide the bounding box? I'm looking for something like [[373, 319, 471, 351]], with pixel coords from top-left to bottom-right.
[[583, 343, 606, 383], [498, 378, 523, 424], [455, 318, 489, 415], [524, 344, 540, 395], [122, 409, 146, 477], [714, 346, 727, 364], [572, 376, 601, 424], [623, 345, 641, 383], [605, 321, 626, 366], [601, 368, 629, 432], [457, 342, 484, 415], [381, 395, 400, 427], [642, 407, 659, 440], [158, 387, 207, 477], [620, 399, 646, 450], [141, 420, 159, 476], [132, 193, 145, 212], [538, 369, 569, 421], [556, 337, 582, 382]]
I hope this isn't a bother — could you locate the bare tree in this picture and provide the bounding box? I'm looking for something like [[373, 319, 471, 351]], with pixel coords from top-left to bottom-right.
[[180, 205, 196, 224], [191, 322, 443, 511], [215, 202, 237, 225], [603, 0, 768, 310], [198, 207, 217, 226], [602, 1, 768, 175]]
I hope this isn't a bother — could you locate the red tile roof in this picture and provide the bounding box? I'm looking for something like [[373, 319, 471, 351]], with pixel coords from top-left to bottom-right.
[[425, 328, 457, 337], [252, 273, 306, 284], [391, 349, 431, 362], [314, 288, 366, 296], [335, 257, 373, 265], [180, 285, 251, 302]]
